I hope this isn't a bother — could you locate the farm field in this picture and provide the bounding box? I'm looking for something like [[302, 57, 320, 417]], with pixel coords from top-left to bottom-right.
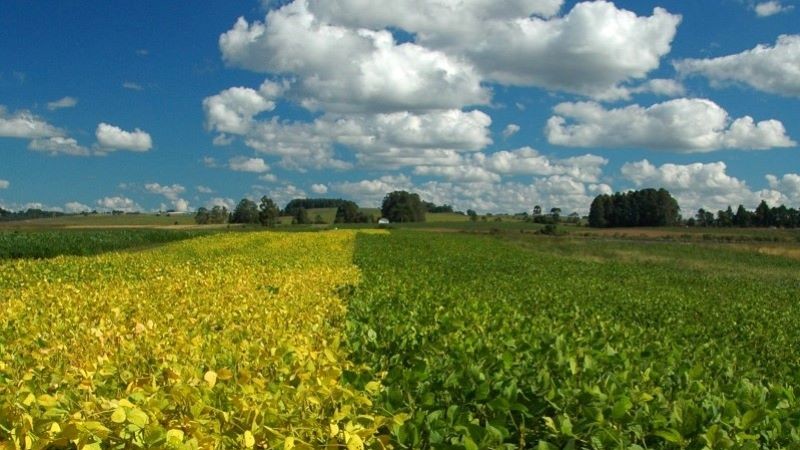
[[0, 214, 198, 229], [2, 229, 800, 449], [0, 229, 214, 260]]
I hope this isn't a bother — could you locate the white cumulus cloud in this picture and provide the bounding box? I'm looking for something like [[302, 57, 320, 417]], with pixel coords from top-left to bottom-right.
[[310, 183, 328, 194], [306, 0, 681, 100], [47, 96, 78, 111], [97, 196, 141, 212], [675, 35, 800, 97], [0, 179, 9, 189], [502, 124, 520, 139], [95, 123, 152, 152], [220, 1, 489, 113], [203, 80, 286, 135], [546, 98, 795, 152], [620, 159, 786, 212], [28, 137, 90, 156], [0, 106, 63, 139], [754, 1, 793, 17], [64, 201, 90, 213], [229, 156, 271, 173]]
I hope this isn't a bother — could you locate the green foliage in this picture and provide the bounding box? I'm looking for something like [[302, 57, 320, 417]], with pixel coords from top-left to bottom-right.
[[230, 198, 259, 224], [590, 188, 680, 228], [381, 191, 426, 223], [346, 231, 800, 449], [0, 229, 210, 259], [335, 201, 368, 224], [258, 196, 280, 227]]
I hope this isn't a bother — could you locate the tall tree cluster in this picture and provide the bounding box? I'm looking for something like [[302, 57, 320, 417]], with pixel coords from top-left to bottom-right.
[[692, 201, 800, 228], [589, 188, 680, 228], [381, 191, 426, 223]]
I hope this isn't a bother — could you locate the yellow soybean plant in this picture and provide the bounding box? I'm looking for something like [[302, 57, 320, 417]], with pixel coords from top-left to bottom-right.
[[0, 231, 387, 449]]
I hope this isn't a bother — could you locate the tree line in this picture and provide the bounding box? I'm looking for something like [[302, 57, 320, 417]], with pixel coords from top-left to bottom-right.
[[690, 201, 800, 228], [0, 207, 66, 222], [196, 191, 433, 226]]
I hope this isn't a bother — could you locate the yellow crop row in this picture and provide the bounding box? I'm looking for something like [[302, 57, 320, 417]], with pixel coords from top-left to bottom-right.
[[0, 231, 388, 449]]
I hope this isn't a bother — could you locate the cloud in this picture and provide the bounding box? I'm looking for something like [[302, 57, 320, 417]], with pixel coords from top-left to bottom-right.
[[766, 173, 800, 204], [220, 1, 489, 113], [251, 183, 307, 208], [754, 1, 793, 17], [206, 197, 236, 210], [28, 136, 90, 156], [259, 173, 278, 183], [144, 183, 186, 200], [229, 156, 271, 173], [332, 175, 414, 205], [620, 159, 786, 212], [203, 80, 286, 135], [330, 173, 610, 214], [196, 185, 214, 194], [95, 123, 153, 152], [64, 201, 90, 213], [0, 179, 8, 189], [123, 82, 144, 91], [307, 0, 681, 100], [0, 106, 63, 139], [502, 124, 520, 139], [479, 147, 607, 182], [414, 165, 502, 183], [675, 35, 800, 97], [144, 183, 190, 212], [47, 96, 78, 111], [546, 98, 795, 152], [202, 156, 220, 168], [97, 196, 141, 212], [411, 147, 608, 184], [310, 183, 328, 194]]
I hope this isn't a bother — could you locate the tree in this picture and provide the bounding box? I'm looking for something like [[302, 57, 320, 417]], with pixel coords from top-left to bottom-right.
[[533, 205, 542, 216], [258, 196, 280, 227], [716, 206, 734, 227], [734, 204, 752, 227], [231, 199, 260, 224], [550, 207, 562, 222], [588, 195, 610, 227], [293, 206, 310, 225], [194, 207, 210, 225], [209, 206, 228, 224], [754, 200, 772, 227], [381, 191, 426, 223], [334, 201, 366, 223], [467, 209, 478, 222], [588, 189, 680, 228]]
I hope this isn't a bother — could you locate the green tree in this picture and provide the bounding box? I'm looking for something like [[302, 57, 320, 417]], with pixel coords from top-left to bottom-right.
[[258, 196, 280, 227], [467, 209, 478, 222], [209, 206, 228, 224], [334, 201, 365, 223], [231, 199, 259, 224], [293, 206, 310, 225], [754, 200, 772, 227], [194, 207, 210, 225], [381, 191, 426, 223]]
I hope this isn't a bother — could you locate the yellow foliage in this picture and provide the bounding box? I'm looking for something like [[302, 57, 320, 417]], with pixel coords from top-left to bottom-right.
[[0, 231, 387, 448]]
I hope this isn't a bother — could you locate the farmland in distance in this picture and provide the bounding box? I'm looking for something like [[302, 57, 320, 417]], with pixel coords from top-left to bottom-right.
[[1, 229, 800, 449]]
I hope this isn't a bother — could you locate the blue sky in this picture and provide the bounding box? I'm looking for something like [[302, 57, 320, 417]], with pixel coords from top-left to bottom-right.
[[1, 0, 798, 214]]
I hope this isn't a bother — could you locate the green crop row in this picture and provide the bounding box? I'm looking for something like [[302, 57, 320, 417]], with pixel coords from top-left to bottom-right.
[[345, 231, 800, 449], [0, 229, 213, 260]]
